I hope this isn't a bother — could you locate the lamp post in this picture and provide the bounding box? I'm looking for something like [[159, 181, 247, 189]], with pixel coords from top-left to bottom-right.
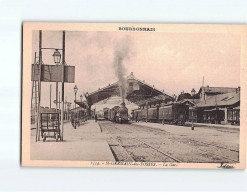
[[74, 85, 78, 129], [191, 88, 196, 130], [53, 49, 61, 114]]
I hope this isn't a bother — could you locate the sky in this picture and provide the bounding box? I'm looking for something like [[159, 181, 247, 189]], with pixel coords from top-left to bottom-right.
[[32, 30, 240, 108]]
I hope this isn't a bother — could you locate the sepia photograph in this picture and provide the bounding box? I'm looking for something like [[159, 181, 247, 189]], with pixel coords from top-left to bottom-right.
[[22, 23, 247, 169]]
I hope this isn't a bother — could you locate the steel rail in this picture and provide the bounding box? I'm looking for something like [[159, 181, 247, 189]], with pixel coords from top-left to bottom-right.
[[112, 123, 182, 162], [128, 123, 239, 162], [131, 123, 239, 152], [99, 122, 135, 162]]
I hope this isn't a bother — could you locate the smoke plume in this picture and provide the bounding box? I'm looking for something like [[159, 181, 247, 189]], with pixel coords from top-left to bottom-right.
[[113, 36, 132, 104]]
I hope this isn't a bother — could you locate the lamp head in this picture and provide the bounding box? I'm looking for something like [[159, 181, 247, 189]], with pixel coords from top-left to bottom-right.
[[74, 85, 78, 94], [52, 49, 61, 65]]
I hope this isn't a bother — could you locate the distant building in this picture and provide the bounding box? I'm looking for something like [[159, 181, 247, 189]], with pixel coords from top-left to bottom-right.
[[188, 86, 240, 125], [177, 86, 240, 125]]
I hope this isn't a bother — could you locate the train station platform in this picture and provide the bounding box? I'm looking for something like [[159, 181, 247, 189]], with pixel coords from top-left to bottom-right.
[[31, 120, 115, 161], [131, 121, 239, 150], [185, 122, 240, 130], [131, 121, 239, 131]]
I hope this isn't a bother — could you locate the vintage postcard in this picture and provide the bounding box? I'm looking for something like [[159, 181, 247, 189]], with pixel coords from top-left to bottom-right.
[[22, 23, 247, 169]]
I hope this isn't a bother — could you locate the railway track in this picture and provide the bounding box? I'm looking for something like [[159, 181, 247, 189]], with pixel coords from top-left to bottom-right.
[[99, 122, 181, 162], [132, 137, 181, 162], [131, 123, 239, 151], [128, 123, 239, 163], [99, 122, 135, 161], [99, 121, 239, 163]]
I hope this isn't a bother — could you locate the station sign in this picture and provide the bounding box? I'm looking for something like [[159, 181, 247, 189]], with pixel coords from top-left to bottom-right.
[[31, 64, 75, 83]]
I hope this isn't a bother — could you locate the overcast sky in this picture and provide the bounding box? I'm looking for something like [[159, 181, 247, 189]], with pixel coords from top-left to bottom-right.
[[32, 30, 240, 108]]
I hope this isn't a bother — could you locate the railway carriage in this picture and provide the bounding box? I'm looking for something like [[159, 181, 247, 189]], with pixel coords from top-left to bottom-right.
[[103, 108, 109, 120], [132, 103, 188, 125], [141, 108, 148, 121], [109, 107, 117, 121], [148, 107, 159, 122], [107, 108, 111, 120], [158, 103, 188, 125], [159, 105, 173, 122]]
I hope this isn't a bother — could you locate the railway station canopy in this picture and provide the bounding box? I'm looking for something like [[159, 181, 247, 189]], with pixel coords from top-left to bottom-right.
[[85, 72, 174, 107]]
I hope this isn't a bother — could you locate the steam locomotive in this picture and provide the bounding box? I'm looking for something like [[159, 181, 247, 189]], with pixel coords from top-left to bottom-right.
[[103, 103, 129, 123], [132, 103, 189, 125]]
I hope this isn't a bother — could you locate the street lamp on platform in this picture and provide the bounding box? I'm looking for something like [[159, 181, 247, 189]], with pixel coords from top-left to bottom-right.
[[73, 85, 78, 129], [191, 88, 196, 130]]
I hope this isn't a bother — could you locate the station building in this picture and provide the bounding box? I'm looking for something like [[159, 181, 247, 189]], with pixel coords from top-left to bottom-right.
[[180, 86, 240, 125]]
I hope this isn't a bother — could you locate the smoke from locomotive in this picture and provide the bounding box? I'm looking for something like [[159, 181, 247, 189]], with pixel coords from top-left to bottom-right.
[[113, 36, 132, 104]]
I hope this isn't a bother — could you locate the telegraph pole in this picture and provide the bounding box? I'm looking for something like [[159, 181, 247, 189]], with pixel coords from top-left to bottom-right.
[[36, 30, 42, 141], [61, 31, 65, 141]]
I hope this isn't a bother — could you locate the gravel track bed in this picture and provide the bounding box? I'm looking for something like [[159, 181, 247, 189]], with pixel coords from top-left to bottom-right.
[[99, 121, 239, 163]]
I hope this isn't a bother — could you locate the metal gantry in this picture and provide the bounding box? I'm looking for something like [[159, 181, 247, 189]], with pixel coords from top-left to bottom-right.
[[31, 30, 75, 142]]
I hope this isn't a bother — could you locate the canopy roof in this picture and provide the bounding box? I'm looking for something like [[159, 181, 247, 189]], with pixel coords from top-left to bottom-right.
[[85, 72, 174, 106]]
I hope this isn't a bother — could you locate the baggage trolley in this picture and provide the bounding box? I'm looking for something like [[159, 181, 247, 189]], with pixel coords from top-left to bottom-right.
[[40, 112, 61, 142]]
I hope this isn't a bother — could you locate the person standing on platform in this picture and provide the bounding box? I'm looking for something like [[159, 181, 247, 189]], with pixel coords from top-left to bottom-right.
[[95, 114, 97, 122]]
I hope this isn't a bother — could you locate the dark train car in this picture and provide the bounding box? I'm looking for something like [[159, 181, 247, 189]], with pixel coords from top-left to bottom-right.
[[147, 106, 159, 122], [158, 103, 189, 125], [141, 108, 148, 121], [103, 108, 109, 120], [109, 107, 118, 121], [159, 105, 173, 122], [108, 108, 111, 120]]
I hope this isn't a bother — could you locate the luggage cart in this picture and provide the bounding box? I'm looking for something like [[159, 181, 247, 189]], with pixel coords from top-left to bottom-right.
[[40, 112, 61, 142]]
